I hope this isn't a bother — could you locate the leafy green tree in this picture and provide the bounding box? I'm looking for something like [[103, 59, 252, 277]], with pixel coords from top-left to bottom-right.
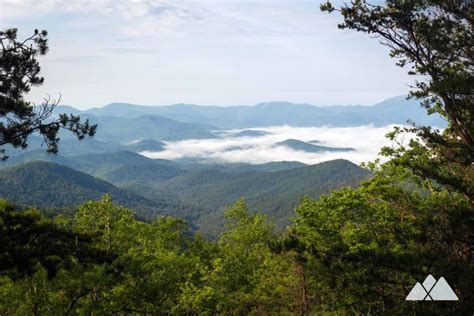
[[293, 164, 473, 314], [288, 1, 474, 313], [0, 199, 108, 279], [320, 0, 473, 202], [0, 28, 96, 160], [64, 195, 207, 314], [180, 200, 300, 314], [0, 267, 53, 315], [0, 199, 115, 315]]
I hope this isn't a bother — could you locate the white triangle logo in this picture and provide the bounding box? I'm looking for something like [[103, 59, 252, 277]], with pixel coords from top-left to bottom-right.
[[406, 282, 428, 300], [406, 275, 459, 301], [429, 277, 459, 301]]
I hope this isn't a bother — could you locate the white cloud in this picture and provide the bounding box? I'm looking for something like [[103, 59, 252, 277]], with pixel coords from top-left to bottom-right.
[[4, 0, 411, 108], [141, 125, 412, 165], [0, 1, 357, 41], [2, 0, 169, 18]]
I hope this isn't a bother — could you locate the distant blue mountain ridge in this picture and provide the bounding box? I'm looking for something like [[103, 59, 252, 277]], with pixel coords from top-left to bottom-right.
[[55, 95, 446, 130]]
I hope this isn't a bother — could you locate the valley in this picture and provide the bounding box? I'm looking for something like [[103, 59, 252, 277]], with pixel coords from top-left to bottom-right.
[[0, 95, 432, 235]]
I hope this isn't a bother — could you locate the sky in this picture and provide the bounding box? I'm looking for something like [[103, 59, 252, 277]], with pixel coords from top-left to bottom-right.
[[0, 0, 412, 109]]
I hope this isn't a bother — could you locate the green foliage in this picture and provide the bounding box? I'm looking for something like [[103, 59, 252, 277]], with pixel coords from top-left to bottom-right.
[[291, 163, 473, 314], [0, 28, 96, 160], [146, 159, 370, 235], [180, 200, 299, 314], [0, 161, 170, 220], [1, 3, 472, 313], [0, 197, 303, 314], [0, 199, 108, 280], [1, 162, 471, 314], [321, 0, 474, 202], [287, 2, 474, 313], [0, 156, 369, 237]]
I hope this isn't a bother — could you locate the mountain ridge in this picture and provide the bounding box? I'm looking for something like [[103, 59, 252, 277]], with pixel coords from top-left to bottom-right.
[[0, 161, 171, 219], [0, 156, 370, 235], [276, 139, 354, 153], [56, 95, 446, 129]]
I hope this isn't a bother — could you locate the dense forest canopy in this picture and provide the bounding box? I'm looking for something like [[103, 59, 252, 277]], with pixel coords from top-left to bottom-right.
[[0, 0, 473, 314]]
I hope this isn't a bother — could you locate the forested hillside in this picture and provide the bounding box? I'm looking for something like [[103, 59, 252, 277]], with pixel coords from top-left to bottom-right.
[[0, 157, 369, 235], [1, 0, 473, 314], [0, 161, 176, 219], [140, 159, 369, 233]]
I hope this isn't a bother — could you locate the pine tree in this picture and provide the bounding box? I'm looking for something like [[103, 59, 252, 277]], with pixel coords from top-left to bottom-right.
[[0, 28, 96, 160]]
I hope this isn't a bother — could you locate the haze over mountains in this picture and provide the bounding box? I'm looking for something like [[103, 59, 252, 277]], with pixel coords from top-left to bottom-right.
[[1, 95, 442, 235], [58, 95, 444, 129], [46, 95, 443, 165]]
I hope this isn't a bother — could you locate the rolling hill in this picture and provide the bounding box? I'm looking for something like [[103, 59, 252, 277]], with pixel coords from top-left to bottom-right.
[[184, 161, 308, 173], [127, 159, 371, 234], [276, 139, 354, 153], [232, 130, 272, 137], [123, 139, 166, 152], [0, 161, 176, 220], [53, 108, 219, 143], [0, 153, 370, 236], [90, 114, 218, 142]]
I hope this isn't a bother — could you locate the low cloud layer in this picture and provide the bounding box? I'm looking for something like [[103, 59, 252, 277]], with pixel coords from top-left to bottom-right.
[[141, 125, 410, 165]]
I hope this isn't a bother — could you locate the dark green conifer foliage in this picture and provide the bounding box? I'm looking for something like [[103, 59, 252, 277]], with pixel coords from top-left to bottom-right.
[[0, 28, 96, 160], [0, 199, 110, 279]]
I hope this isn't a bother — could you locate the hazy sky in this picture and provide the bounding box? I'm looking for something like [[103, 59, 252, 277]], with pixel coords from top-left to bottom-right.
[[1, 0, 411, 109]]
